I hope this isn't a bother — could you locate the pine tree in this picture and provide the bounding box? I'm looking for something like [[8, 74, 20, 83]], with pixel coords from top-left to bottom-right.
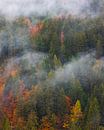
[[49, 31, 60, 58], [95, 84, 104, 124], [53, 55, 62, 69], [63, 100, 83, 130], [96, 40, 103, 59], [53, 88, 67, 116], [26, 112, 38, 130], [69, 79, 87, 108], [3, 117, 11, 130], [85, 97, 101, 130]]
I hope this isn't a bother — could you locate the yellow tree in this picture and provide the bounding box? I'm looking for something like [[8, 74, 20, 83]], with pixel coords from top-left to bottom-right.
[[63, 100, 83, 130], [70, 100, 83, 130]]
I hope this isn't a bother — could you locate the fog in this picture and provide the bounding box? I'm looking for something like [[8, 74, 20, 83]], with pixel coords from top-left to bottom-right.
[[0, 0, 87, 19], [49, 52, 104, 86]]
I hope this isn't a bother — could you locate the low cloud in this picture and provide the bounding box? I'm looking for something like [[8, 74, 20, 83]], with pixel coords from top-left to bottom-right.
[[0, 0, 87, 19], [49, 52, 104, 86]]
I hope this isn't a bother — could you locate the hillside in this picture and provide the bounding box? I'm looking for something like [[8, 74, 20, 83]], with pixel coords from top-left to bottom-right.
[[0, 0, 104, 130]]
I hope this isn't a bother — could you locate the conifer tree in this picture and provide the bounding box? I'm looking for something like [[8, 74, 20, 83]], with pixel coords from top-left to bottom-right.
[[3, 117, 11, 130], [63, 100, 83, 130], [85, 97, 101, 130], [96, 40, 103, 59], [53, 55, 62, 69], [26, 111, 38, 130], [70, 100, 83, 130]]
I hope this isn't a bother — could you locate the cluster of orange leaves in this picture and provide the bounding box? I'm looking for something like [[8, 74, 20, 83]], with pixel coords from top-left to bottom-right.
[[0, 77, 5, 98], [24, 17, 43, 37], [24, 17, 65, 46], [0, 77, 31, 128], [0, 65, 29, 128], [3, 91, 18, 128], [29, 23, 43, 37], [10, 69, 18, 78]]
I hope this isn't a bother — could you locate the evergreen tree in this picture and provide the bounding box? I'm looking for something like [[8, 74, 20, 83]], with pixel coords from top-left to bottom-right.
[[53, 88, 67, 116], [69, 79, 87, 108], [2, 117, 11, 130], [26, 112, 38, 130], [49, 31, 60, 58], [85, 97, 101, 130], [93, 84, 104, 125], [53, 55, 62, 69], [96, 40, 103, 59]]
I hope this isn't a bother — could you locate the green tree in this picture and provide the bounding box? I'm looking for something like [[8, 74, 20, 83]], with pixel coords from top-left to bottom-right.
[[26, 112, 38, 130], [2, 117, 11, 130], [53, 88, 67, 116], [96, 40, 103, 59], [53, 55, 62, 69], [68, 79, 87, 108], [49, 31, 60, 58], [85, 97, 101, 130], [50, 114, 57, 128], [93, 84, 104, 125]]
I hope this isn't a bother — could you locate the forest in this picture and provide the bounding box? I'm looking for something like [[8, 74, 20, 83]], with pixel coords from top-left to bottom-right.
[[0, 0, 104, 130]]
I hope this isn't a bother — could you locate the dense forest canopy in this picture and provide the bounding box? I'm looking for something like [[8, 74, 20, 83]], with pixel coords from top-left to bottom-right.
[[0, 0, 104, 130]]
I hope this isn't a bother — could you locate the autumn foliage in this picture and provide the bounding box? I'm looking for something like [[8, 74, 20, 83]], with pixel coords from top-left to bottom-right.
[[0, 13, 104, 130]]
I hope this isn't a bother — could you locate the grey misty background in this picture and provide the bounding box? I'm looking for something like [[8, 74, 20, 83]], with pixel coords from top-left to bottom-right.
[[0, 0, 104, 90], [0, 0, 104, 19], [0, 0, 87, 18]]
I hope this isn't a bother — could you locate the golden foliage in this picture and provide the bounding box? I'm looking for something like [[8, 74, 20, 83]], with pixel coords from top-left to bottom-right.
[[70, 100, 83, 123]]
